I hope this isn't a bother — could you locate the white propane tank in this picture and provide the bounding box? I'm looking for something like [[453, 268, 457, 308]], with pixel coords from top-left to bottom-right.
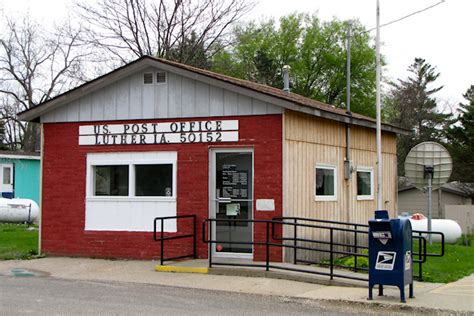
[[0, 198, 39, 223], [403, 213, 462, 244]]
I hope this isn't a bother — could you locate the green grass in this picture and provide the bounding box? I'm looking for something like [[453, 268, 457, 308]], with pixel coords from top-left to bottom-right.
[[415, 234, 474, 283], [331, 235, 474, 283], [0, 223, 39, 260]]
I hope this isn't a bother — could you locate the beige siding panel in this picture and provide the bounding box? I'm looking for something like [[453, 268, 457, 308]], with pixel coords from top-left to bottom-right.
[[398, 189, 465, 219], [283, 110, 398, 262], [350, 126, 397, 154], [285, 111, 345, 147]]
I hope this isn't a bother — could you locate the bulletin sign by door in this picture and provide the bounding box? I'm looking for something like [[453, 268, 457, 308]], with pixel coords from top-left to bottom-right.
[[220, 164, 248, 199]]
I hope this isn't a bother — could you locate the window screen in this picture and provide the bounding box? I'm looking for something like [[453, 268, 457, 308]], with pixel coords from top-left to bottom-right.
[[315, 167, 335, 196], [357, 171, 372, 196], [135, 164, 173, 196], [94, 165, 129, 196]]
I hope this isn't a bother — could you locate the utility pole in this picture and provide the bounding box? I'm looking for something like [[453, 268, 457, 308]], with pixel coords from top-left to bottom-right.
[[376, 0, 383, 210], [345, 20, 353, 223]]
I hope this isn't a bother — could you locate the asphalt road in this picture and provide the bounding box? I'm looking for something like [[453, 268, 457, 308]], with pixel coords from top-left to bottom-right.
[[0, 275, 418, 315]]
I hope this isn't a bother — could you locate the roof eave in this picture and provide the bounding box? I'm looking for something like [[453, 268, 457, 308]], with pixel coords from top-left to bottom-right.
[[18, 56, 155, 122], [18, 55, 409, 135]]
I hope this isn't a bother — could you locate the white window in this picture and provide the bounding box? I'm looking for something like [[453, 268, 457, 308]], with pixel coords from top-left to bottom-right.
[[315, 164, 337, 201], [3, 166, 12, 185], [91, 164, 173, 197], [356, 166, 374, 200], [86, 152, 177, 232], [0, 164, 13, 194]]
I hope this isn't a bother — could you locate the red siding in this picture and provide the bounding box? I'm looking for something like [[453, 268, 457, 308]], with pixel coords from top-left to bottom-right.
[[41, 114, 283, 261]]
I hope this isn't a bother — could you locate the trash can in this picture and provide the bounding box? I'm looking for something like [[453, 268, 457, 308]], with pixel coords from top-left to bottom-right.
[[368, 210, 413, 303]]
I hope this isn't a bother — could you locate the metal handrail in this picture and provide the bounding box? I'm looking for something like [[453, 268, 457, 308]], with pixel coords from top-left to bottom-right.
[[202, 216, 445, 282], [153, 215, 197, 265], [202, 218, 369, 282], [275, 216, 445, 280]]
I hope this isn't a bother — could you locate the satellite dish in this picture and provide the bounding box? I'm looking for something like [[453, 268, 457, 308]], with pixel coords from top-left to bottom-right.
[[404, 142, 452, 242], [404, 141, 452, 191]]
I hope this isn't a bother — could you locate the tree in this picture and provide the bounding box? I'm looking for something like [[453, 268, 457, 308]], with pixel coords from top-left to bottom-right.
[[76, 0, 254, 68], [211, 13, 377, 117], [0, 15, 88, 151], [385, 58, 452, 174], [446, 85, 474, 182]]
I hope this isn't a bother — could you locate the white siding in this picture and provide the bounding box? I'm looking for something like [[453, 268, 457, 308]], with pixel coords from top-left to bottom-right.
[[41, 67, 282, 123]]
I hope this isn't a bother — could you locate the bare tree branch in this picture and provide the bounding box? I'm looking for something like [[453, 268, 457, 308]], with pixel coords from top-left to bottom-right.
[[75, 0, 254, 68], [0, 14, 89, 151]]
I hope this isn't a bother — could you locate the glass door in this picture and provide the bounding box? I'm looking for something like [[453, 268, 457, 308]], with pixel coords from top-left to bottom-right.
[[210, 150, 253, 256]]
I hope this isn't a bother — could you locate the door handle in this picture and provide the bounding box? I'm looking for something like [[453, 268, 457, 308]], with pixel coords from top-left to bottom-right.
[[217, 197, 232, 203]]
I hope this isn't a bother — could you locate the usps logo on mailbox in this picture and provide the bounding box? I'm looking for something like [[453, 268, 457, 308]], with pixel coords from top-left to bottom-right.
[[372, 231, 392, 245], [375, 251, 397, 270]]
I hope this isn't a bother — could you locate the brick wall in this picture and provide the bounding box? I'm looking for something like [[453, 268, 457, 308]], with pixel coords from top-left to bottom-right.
[[41, 114, 282, 261]]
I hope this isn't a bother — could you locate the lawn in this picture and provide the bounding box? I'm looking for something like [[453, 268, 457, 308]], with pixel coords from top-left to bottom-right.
[[416, 235, 474, 283], [331, 234, 474, 283], [0, 223, 39, 260]]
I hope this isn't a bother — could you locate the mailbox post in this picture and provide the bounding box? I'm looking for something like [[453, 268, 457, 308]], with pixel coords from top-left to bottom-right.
[[368, 210, 413, 303]]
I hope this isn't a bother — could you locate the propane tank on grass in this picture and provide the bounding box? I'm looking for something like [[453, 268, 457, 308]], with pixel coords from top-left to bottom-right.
[[0, 198, 39, 223]]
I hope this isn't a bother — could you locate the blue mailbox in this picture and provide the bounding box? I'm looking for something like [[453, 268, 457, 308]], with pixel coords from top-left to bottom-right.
[[368, 210, 413, 303]]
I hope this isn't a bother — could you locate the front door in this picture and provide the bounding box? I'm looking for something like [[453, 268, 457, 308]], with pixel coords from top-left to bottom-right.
[[210, 149, 253, 257], [0, 164, 13, 197]]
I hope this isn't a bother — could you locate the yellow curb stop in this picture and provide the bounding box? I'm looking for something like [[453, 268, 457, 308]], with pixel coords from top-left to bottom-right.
[[155, 265, 208, 274]]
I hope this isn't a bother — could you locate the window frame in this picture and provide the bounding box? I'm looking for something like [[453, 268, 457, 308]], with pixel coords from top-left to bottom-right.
[[2, 166, 12, 185], [93, 165, 130, 197], [314, 163, 337, 201], [86, 152, 177, 201], [356, 166, 374, 201]]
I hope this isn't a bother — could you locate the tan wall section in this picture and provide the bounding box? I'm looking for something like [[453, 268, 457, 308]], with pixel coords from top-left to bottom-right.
[[398, 189, 469, 219], [445, 205, 474, 234], [283, 110, 398, 262]]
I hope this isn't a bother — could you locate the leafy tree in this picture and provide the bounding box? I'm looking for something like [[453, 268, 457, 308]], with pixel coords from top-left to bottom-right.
[[385, 58, 452, 174], [212, 13, 377, 117], [446, 85, 474, 182], [168, 32, 211, 70]]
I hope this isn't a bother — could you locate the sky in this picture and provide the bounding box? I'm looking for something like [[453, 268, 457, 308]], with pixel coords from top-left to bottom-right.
[[0, 0, 472, 110]]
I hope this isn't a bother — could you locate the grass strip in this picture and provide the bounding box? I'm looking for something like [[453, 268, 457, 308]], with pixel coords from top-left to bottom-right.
[[0, 223, 38, 260]]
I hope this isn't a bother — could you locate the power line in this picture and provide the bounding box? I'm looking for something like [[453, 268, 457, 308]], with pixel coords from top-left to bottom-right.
[[364, 0, 446, 33]]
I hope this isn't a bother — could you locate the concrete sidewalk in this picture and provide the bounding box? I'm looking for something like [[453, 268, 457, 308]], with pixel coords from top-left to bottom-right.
[[0, 257, 472, 314]]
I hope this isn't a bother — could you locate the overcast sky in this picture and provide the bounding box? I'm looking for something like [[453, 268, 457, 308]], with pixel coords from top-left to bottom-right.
[[0, 0, 472, 109]]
